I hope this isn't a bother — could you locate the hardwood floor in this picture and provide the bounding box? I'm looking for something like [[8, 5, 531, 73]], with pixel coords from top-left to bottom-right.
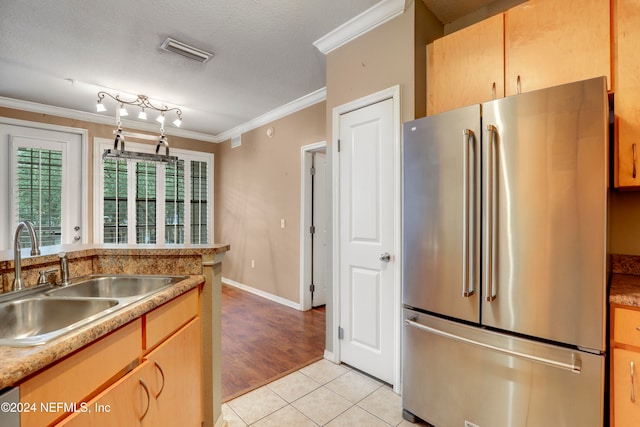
[[221, 284, 326, 402]]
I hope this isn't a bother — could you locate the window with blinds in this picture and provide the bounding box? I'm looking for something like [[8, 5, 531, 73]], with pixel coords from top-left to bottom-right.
[[97, 139, 212, 245], [103, 159, 128, 244], [136, 162, 157, 244], [190, 160, 208, 244], [16, 148, 62, 247], [165, 160, 185, 244]]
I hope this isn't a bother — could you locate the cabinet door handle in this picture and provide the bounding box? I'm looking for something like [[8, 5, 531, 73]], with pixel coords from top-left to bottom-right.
[[491, 82, 496, 100], [633, 143, 637, 179], [139, 378, 151, 420], [154, 361, 166, 398], [631, 361, 636, 403], [516, 75, 522, 94]]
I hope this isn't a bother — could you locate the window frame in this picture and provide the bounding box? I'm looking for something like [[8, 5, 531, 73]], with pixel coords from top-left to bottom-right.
[[93, 137, 214, 245]]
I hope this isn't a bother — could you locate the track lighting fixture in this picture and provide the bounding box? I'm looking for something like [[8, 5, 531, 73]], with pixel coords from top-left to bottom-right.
[[96, 91, 181, 165], [95, 92, 183, 129]]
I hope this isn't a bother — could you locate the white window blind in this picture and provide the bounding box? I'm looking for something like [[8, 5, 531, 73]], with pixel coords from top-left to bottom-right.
[[95, 138, 213, 245], [103, 159, 128, 244], [16, 147, 63, 247]]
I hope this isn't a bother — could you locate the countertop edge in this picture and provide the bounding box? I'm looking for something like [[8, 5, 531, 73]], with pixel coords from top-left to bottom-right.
[[0, 275, 205, 389], [610, 273, 640, 308]]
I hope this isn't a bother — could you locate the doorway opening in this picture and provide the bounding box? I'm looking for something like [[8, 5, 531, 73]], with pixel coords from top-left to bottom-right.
[[300, 141, 328, 311]]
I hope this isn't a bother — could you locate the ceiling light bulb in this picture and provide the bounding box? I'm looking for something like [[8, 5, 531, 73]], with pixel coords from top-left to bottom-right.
[[156, 114, 165, 124], [172, 118, 182, 127], [119, 105, 128, 116], [138, 109, 147, 120], [96, 101, 106, 112]]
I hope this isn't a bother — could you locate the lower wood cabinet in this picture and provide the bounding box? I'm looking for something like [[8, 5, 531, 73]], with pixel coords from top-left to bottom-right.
[[613, 348, 640, 426], [17, 286, 202, 427], [59, 318, 202, 426], [611, 306, 640, 426]]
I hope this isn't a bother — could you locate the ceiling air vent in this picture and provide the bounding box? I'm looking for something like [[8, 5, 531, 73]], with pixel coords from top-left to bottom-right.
[[160, 37, 213, 63]]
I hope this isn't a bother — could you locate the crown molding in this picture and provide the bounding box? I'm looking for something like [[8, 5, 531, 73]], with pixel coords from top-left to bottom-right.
[[1, 87, 327, 144], [215, 87, 326, 142], [0, 96, 221, 143], [313, 0, 406, 55]]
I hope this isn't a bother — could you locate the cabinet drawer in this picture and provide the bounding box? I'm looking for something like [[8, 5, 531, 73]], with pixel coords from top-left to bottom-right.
[[145, 288, 198, 350], [21, 319, 142, 427], [614, 307, 640, 347]]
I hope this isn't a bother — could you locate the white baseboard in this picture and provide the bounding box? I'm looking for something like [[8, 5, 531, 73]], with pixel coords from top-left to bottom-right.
[[222, 277, 302, 311], [323, 350, 336, 362]]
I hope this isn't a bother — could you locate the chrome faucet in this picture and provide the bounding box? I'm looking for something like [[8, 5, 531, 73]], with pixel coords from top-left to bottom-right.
[[13, 221, 41, 291], [58, 252, 70, 286]]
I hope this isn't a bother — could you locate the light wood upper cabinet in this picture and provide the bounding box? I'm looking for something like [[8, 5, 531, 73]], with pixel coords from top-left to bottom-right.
[[613, 0, 640, 188], [505, 0, 611, 96], [427, 14, 504, 116]]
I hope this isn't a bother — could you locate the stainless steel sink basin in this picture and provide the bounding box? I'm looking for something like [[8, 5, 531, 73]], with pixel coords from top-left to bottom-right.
[[46, 275, 186, 299], [0, 297, 119, 346]]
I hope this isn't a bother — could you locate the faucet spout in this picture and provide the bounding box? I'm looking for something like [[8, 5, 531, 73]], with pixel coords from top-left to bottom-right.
[[13, 221, 41, 291]]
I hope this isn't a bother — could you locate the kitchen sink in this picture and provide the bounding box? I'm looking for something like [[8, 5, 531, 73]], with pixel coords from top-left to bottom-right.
[[46, 275, 186, 299], [0, 297, 119, 347]]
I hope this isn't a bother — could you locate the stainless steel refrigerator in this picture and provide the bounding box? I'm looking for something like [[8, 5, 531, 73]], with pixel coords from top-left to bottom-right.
[[402, 77, 609, 427]]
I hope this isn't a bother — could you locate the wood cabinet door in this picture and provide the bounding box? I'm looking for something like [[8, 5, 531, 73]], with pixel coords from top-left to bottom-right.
[[614, 0, 640, 188], [427, 13, 504, 116], [57, 362, 156, 427], [145, 318, 202, 426], [505, 0, 610, 96], [613, 348, 640, 427]]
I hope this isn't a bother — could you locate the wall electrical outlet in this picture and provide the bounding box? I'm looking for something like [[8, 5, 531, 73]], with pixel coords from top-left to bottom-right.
[[464, 421, 480, 427], [251, 259, 255, 268], [280, 218, 285, 228]]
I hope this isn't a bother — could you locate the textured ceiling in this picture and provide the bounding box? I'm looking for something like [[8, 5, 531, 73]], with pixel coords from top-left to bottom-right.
[[0, 0, 499, 139]]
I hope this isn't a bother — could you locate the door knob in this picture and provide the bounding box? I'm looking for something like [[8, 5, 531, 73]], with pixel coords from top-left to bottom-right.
[[379, 252, 391, 262]]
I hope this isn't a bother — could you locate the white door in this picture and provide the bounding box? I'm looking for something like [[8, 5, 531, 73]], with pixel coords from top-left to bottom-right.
[[312, 151, 327, 307], [338, 97, 396, 384], [0, 123, 84, 249]]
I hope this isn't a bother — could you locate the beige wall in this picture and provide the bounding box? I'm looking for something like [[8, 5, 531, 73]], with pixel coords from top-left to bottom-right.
[[215, 102, 326, 304], [610, 192, 640, 255], [326, 2, 442, 131], [0, 107, 219, 244]]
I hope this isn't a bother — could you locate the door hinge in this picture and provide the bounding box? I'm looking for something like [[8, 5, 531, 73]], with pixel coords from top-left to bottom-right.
[[310, 225, 316, 234], [338, 326, 344, 340], [310, 166, 316, 176], [337, 139, 341, 152], [310, 283, 315, 293]]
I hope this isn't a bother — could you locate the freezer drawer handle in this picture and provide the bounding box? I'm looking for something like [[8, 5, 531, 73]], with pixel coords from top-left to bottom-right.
[[404, 317, 582, 374]]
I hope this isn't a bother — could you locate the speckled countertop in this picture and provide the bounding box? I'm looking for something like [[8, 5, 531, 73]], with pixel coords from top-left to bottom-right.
[[0, 274, 204, 389], [610, 254, 640, 307]]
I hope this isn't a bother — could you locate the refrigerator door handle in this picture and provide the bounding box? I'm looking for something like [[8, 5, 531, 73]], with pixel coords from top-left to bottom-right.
[[462, 129, 477, 297], [485, 124, 498, 302], [404, 317, 583, 374]]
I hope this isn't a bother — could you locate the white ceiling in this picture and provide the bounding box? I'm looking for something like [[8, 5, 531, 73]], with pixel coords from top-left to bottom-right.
[[0, 0, 497, 141]]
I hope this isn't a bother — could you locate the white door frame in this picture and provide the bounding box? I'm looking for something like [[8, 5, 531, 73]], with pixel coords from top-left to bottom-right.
[[300, 140, 327, 311], [331, 85, 402, 392]]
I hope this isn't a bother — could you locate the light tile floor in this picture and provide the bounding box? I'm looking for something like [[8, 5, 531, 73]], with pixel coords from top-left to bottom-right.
[[223, 359, 430, 427]]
